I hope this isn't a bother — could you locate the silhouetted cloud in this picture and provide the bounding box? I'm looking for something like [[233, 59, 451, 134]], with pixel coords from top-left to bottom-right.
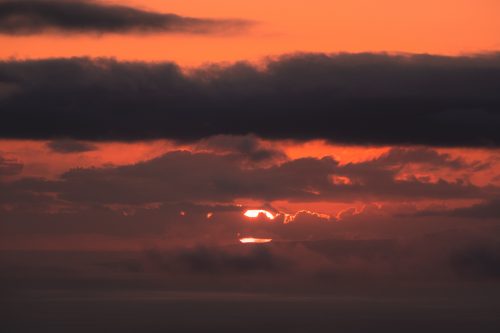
[[47, 139, 97, 153], [0, 147, 494, 210], [1, 53, 500, 145], [0, 0, 249, 35], [196, 135, 287, 163], [13, 150, 491, 205]]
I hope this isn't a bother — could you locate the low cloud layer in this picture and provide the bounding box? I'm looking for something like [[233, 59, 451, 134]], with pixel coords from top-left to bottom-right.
[[1, 53, 500, 145], [0, 154, 22, 176], [3, 241, 500, 333], [0, 0, 248, 35], [1, 143, 498, 251]]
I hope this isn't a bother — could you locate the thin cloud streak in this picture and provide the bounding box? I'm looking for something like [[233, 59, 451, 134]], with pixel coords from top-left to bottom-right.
[[0, 0, 250, 35]]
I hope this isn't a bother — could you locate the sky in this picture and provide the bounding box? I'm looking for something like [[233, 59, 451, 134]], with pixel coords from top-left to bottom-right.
[[1, 1, 500, 332], [1, 0, 500, 64]]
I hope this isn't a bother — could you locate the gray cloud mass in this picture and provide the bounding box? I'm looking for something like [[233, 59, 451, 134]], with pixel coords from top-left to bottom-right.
[[1, 53, 500, 145], [0, 0, 249, 35]]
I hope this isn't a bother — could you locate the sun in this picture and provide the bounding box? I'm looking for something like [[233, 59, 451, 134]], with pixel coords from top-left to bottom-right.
[[239, 237, 272, 244], [243, 209, 275, 220]]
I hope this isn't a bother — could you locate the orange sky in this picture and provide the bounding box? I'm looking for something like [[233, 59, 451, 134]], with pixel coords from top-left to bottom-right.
[[1, 0, 499, 65]]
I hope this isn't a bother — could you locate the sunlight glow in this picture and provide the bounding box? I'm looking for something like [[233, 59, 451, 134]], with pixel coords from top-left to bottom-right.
[[244, 209, 275, 220], [239, 237, 273, 244], [331, 175, 353, 185], [283, 210, 331, 223]]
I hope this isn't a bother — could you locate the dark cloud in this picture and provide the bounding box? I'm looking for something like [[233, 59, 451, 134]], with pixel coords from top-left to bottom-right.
[[0, 154, 22, 176], [369, 147, 482, 170], [196, 135, 287, 163], [0, 0, 249, 35], [8, 148, 490, 206], [450, 245, 500, 279], [1, 53, 500, 146], [47, 139, 97, 153], [414, 199, 500, 219], [0, 146, 494, 217], [155, 246, 288, 274]]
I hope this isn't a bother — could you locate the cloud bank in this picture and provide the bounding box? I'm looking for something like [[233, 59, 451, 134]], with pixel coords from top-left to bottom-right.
[[1, 53, 500, 145], [2, 147, 493, 207]]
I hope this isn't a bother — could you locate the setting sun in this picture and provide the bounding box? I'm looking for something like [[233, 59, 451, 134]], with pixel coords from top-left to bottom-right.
[[239, 237, 273, 244], [243, 209, 275, 220]]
